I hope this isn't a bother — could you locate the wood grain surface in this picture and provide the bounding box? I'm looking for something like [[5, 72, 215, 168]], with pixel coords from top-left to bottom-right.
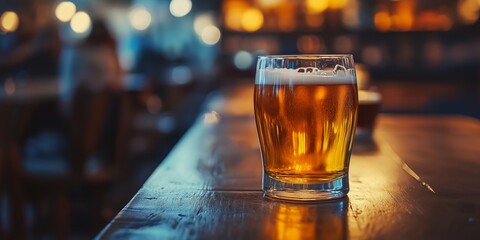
[[96, 85, 480, 240]]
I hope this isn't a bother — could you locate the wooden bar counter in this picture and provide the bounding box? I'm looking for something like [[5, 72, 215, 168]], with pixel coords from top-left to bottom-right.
[[96, 85, 480, 239]]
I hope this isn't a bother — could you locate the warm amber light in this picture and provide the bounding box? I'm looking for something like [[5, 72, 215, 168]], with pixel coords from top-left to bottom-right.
[[306, 0, 328, 13], [275, 205, 315, 239], [457, 0, 479, 24], [374, 11, 391, 32], [55, 1, 76, 22], [392, 14, 413, 31], [277, 2, 296, 32], [418, 12, 437, 31], [392, 0, 414, 31], [415, 10, 453, 31], [263, 204, 346, 240], [305, 13, 324, 28], [257, 0, 284, 8], [329, 0, 348, 10], [241, 8, 264, 32], [292, 131, 307, 158], [400, 16, 414, 30], [0, 11, 19, 32], [223, 1, 248, 31]]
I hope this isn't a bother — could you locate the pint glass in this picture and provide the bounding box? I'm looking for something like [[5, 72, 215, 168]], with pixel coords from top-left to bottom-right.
[[254, 55, 358, 201]]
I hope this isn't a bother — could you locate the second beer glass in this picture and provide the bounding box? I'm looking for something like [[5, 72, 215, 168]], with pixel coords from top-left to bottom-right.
[[254, 55, 358, 201]]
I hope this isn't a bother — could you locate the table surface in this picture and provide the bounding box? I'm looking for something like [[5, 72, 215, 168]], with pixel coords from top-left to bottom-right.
[[96, 85, 480, 240]]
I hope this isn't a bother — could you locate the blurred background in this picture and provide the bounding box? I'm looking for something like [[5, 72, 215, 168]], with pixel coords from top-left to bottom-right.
[[0, 0, 479, 238]]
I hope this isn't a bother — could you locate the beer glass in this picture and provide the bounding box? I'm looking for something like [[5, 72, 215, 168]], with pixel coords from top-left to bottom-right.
[[254, 55, 358, 201]]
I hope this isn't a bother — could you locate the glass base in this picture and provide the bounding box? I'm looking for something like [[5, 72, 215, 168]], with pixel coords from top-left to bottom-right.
[[263, 173, 349, 201]]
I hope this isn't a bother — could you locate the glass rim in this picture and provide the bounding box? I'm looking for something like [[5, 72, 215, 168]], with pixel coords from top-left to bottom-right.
[[258, 54, 353, 60]]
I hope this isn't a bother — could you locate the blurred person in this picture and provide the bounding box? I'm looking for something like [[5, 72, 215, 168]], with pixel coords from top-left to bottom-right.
[[59, 19, 123, 113], [0, 8, 60, 78]]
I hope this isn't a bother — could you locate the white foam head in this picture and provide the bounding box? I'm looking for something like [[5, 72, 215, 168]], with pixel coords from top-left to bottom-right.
[[255, 66, 356, 85]]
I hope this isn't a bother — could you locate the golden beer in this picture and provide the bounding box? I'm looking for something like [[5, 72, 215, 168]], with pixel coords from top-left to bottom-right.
[[255, 55, 357, 201], [254, 83, 358, 184]]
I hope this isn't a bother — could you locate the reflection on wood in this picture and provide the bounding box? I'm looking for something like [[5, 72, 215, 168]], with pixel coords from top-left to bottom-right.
[[97, 85, 480, 240]]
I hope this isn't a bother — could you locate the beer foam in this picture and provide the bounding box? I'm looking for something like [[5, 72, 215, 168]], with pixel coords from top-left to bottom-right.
[[255, 66, 356, 85]]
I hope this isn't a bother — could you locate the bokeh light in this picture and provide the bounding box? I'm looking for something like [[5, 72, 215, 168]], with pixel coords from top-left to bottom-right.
[[200, 25, 221, 45], [194, 13, 214, 35], [171, 65, 192, 84], [277, 3, 296, 32], [374, 9, 391, 32], [169, 0, 192, 18], [203, 111, 220, 125], [70, 11, 91, 34], [55, 1, 77, 22], [258, 0, 284, 8], [233, 51, 253, 70], [342, 1, 360, 29], [457, 0, 479, 24], [306, 0, 328, 13], [129, 7, 152, 31], [391, 0, 414, 31], [241, 8, 264, 32], [223, 1, 248, 31], [329, 0, 348, 10], [0, 11, 19, 33]]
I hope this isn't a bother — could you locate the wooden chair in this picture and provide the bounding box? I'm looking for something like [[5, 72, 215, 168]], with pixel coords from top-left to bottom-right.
[[0, 99, 38, 240], [4, 87, 132, 239]]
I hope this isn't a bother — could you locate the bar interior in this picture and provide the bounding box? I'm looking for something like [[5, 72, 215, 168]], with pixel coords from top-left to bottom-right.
[[1, 0, 479, 239]]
